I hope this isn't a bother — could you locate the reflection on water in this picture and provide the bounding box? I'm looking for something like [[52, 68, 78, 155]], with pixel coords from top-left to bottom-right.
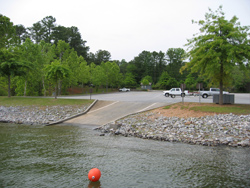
[[88, 181, 101, 188], [0, 123, 249, 188]]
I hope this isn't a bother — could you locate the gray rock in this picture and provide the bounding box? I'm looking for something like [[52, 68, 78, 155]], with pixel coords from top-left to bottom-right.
[[98, 112, 250, 147], [0, 104, 90, 125]]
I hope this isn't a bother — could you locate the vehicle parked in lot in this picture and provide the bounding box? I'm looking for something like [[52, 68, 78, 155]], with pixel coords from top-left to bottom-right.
[[119, 87, 130, 92], [163, 88, 190, 98], [199, 88, 229, 98]]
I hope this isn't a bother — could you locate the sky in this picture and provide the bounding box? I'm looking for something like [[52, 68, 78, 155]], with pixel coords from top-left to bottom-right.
[[1, 0, 250, 61]]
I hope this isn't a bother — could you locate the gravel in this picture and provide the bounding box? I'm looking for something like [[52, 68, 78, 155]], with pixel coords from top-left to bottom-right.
[[0, 105, 90, 125], [97, 112, 250, 147]]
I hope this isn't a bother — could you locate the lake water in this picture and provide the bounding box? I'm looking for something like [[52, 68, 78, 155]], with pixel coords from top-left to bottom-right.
[[0, 123, 249, 188]]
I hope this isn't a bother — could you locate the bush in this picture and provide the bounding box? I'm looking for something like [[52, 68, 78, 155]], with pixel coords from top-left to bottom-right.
[[0, 88, 7, 96]]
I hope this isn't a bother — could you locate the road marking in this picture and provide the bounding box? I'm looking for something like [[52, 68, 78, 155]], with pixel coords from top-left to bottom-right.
[[88, 101, 120, 114], [137, 103, 157, 113]]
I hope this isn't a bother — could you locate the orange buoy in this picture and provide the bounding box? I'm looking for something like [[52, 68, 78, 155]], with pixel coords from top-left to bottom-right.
[[88, 168, 101, 182]]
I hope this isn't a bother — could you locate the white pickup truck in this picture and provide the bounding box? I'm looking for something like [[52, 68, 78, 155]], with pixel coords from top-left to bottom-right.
[[199, 88, 229, 98], [163, 88, 190, 98]]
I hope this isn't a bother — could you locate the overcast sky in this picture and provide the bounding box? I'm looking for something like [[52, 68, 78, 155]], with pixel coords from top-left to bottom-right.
[[1, 0, 250, 61]]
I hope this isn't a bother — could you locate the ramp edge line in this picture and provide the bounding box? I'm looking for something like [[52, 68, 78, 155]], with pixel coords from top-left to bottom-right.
[[46, 99, 98, 126]]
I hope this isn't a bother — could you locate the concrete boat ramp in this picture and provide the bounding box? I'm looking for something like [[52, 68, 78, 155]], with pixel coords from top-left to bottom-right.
[[60, 100, 170, 127]]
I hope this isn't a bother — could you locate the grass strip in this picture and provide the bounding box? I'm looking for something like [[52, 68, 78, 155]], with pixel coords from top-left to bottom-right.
[[190, 105, 250, 115], [163, 102, 250, 115], [0, 96, 93, 107]]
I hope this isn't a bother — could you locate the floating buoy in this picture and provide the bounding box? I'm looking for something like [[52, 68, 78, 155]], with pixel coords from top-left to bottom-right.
[[88, 168, 101, 182]]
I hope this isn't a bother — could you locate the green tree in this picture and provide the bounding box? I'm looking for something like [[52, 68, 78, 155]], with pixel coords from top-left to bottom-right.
[[53, 25, 89, 59], [166, 48, 186, 82], [157, 71, 170, 89], [91, 64, 104, 92], [65, 49, 79, 87], [53, 40, 71, 61], [0, 77, 8, 96], [117, 59, 128, 75], [141, 75, 152, 86], [0, 48, 28, 97], [123, 72, 137, 88], [89, 61, 121, 92], [37, 41, 54, 96], [14, 40, 53, 97], [129, 50, 167, 85], [53, 25, 69, 44], [89, 62, 96, 85], [183, 6, 250, 104], [184, 73, 197, 90], [156, 71, 178, 89], [41, 16, 56, 43], [15, 24, 28, 45], [45, 60, 71, 99], [17, 38, 38, 96], [125, 62, 137, 81], [28, 16, 56, 44], [133, 51, 154, 83], [67, 26, 89, 58], [0, 14, 16, 48], [78, 56, 90, 91], [152, 51, 166, 84], [28, 21, 45, 44], [92, 50, 111, 65], [52, 40, 78, 95], [167, 77, 178, 89], [231, 65, 250, 92], [109, 62, 122, 89], [100, 61, 121, 91]]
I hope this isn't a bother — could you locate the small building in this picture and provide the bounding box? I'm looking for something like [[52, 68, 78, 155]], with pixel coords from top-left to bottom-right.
[[141, 82, 152, 90], [141, 85, 152, 90]]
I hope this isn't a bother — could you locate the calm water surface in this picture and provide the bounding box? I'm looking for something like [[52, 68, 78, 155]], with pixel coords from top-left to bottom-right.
[[0, 123, 249, 188]]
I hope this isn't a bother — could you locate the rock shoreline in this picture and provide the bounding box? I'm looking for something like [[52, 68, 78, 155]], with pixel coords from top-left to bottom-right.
[[0, 105, 90, 125], [1, 104, 250, 147], [98, 112, 250, 147]]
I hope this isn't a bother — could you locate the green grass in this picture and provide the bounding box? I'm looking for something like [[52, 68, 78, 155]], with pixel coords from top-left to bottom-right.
[[0, 96, 94, 107], [163, 102, 250, 115], [181, 105, 189, 110], [190, 105, 250, 115], [163, 105, 171, 109]]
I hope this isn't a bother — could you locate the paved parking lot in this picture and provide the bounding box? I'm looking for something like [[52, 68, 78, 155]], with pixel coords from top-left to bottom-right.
[[61, 90, 250, 104], [61, 91, 250, 126]]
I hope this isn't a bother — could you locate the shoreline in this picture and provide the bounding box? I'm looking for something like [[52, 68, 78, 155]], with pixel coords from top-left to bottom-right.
[[1, 104, 249, 147], [0, 104, 91, 125], [97, 111, 250, 147]]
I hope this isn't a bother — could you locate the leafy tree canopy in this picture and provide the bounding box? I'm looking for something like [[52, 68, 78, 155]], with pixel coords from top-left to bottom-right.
[[141, 75, 152, 85], [45, 60, 71, 99], [0, 48, 29, 97], [0, 14, 16, 48], [182, 6, 250, 104]]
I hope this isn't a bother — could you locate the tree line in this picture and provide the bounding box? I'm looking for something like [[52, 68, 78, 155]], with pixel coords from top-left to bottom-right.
[[1, 7, 250, 100]]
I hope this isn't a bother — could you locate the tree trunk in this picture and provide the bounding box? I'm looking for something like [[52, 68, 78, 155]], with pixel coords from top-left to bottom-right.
[[42, 77, 46, 96], [219, 61, 224, 105], [219, 80, 223, 105], [54, 76, 58, 99], [55, 85, 57, 99], [8, 75, 11, 97], [58, 80, 61, 96], [24, 79, 27, 96], [81, 82, 84, 94]]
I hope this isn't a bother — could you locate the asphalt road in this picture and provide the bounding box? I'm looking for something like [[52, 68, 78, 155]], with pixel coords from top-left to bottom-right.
[[60, 91, 250, 127]]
